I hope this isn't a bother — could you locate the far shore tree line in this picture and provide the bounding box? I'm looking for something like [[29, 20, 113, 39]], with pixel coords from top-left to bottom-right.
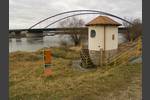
[[58, 17, 142, 46], [123, 17, 142, 41]]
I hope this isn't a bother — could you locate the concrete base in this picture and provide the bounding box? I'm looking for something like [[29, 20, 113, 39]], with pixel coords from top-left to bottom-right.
[[89, 50, 101, 66], [103, 49, 118, 64], [89, 49, 118, 66]]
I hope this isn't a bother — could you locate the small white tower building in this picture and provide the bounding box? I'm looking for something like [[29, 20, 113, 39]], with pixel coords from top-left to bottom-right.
[[85, 16, 121, 65]]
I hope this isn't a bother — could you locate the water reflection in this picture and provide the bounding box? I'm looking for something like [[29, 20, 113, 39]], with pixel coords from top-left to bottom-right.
[[26, 37, 44, 44], [9, 33, 127, 52], [9, 38, 12, 42], [9, 35, 74, 52], [16, 38, 22, 42]]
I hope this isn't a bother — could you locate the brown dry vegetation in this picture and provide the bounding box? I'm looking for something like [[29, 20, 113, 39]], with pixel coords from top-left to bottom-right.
[[9, 47, 142, 100]]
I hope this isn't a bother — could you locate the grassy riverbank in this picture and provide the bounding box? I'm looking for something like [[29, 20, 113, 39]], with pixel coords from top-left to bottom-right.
[[9, 47, 142, 100]]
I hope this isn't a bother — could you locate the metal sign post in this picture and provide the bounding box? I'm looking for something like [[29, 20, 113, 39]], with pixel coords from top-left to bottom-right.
[[100, 49, 103, 67]]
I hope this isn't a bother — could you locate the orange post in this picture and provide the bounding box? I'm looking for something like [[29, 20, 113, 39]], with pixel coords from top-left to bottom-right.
[[44, 50, 52, 64], [43, 49, 52, 77], [44, 67, 52, 77]]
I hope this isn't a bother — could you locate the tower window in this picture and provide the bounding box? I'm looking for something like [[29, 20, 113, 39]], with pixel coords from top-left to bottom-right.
[[112, 34, 115, 40], [90, 30, 96, 38]]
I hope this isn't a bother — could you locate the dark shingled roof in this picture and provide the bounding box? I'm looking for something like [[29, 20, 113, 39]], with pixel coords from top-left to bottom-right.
[[86, 16, 121, 26]]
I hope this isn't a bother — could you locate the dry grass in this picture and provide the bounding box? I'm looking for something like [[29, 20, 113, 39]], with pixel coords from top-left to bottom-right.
[[9, 47, 142, 100]]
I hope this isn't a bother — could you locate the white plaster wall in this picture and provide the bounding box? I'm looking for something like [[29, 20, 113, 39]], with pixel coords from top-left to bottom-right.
[[88, 26, 118, 51], [88, 26, 105, 51], [105, 26, 118, 50]]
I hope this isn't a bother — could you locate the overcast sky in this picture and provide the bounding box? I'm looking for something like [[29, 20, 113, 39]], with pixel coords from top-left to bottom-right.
[[9, 0, 142, 29]]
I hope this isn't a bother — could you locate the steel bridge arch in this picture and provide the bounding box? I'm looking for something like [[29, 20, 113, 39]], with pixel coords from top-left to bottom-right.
[[45, 12, 105, 28], [29, 10, 133, 29]]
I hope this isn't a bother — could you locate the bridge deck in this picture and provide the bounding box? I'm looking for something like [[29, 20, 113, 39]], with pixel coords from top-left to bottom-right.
[[9, 27, 127, 34]]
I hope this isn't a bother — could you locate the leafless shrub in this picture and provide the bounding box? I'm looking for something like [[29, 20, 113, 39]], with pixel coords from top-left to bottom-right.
[[58, 17, 85, 46], [122, 17, 142, 41]]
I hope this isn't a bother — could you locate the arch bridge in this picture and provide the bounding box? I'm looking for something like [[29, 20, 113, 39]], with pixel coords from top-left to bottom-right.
[[9, 10, 131, 37]]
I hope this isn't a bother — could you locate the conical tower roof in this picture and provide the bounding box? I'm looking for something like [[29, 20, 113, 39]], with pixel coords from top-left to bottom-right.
[[86, 16, 121, 26]]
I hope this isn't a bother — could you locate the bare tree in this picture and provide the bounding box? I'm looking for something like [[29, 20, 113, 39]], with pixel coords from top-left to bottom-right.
[[58, 17, 85, 46], [123, 17, 142, 41]]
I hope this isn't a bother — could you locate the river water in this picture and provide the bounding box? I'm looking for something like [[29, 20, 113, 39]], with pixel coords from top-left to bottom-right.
[[9, 33, 126, 52]]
